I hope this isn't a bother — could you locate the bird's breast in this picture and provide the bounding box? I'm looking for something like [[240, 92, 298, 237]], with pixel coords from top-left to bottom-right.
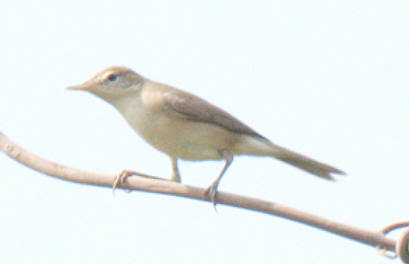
[[116, 99, 239, 160]]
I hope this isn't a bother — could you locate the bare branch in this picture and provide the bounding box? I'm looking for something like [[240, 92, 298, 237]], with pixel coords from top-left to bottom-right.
[[1, 132, 407, 262]]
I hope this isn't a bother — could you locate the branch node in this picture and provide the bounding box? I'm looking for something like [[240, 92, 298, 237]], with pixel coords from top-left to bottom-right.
[[5, 144, 20, 158], [378, 221, 409, 262]]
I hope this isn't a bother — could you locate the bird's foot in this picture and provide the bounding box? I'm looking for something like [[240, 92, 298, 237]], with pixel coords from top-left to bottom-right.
[[204, 184, 219, 212], [112, 170, 135, 195], [112, 170, 166, 195]]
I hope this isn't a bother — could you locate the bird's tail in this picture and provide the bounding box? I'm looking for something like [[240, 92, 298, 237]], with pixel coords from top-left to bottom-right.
[[268, 143, 345, 180], [233, 136, 345, 180]]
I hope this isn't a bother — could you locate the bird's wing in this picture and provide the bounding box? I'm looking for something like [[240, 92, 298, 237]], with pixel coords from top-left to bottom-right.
[[148, 82, 266, 139]]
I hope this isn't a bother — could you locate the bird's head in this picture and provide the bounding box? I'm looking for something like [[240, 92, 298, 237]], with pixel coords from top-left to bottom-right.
[[66, 66, 144, 104]]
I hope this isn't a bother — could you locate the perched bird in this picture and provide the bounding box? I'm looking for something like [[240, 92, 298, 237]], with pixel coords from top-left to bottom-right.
[[66, 66, 345, 204]]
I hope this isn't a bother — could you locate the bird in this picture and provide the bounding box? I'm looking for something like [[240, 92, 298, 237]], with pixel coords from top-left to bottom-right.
[[66, 66, 345, 204]]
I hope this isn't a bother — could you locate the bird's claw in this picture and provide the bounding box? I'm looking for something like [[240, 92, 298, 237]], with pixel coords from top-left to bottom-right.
[[112, 170, 169, 195], [112, 170, 133, 195], [204, 185, 219, 212]]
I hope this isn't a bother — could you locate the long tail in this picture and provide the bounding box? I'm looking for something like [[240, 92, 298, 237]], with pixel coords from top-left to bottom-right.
[[270, 144, 345, 180], [232, 136, 345, 180]]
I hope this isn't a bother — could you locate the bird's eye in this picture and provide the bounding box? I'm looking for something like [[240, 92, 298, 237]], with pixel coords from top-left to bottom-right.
[[107, 74, 117, 82]]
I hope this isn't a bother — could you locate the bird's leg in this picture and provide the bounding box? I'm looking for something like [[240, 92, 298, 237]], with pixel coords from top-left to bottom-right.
[[204, 151, 233, 208], [170, 157, 181, 183], [112, 170, 167, 194]]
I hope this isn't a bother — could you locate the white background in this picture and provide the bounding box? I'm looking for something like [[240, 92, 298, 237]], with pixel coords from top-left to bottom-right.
[[1, 1, 408, 263]]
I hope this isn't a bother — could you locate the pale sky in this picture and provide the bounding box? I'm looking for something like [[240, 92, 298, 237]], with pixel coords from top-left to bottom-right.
[[1, 1, 409, 263]]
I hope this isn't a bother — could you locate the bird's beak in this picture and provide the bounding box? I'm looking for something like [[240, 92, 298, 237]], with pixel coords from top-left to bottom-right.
[[65, 83, 92, 91]]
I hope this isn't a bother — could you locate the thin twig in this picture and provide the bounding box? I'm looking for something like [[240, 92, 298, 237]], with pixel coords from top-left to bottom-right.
[[0, 132, 399, 255]]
